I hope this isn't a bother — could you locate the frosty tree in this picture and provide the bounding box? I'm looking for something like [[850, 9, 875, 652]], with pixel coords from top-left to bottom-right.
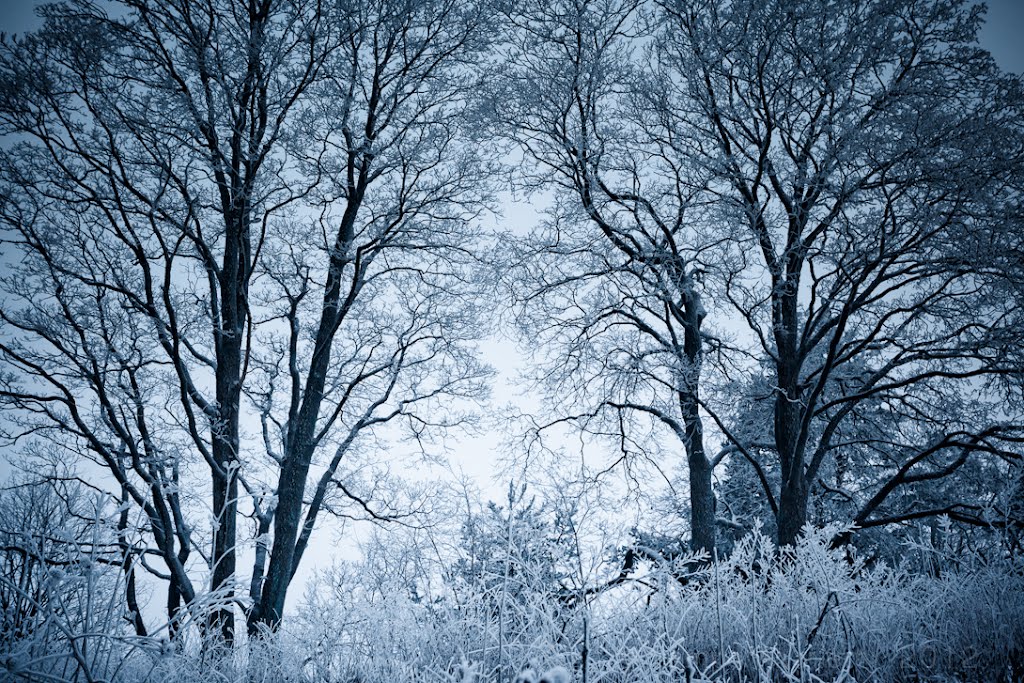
[[495, 0, 722, 555], [0, 0, 495, 638], [654, 0, 1024, 545], [0, 0, 1022, 667], [494, 0, 1024, 550]]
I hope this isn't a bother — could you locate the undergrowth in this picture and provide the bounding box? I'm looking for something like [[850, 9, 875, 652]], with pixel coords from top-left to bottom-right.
[[6, 524, 1019, 683]]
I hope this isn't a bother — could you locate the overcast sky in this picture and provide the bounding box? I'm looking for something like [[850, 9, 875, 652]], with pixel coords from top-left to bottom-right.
[[0, 0, 1023, 73], [0, 0, 1020, 69], [0, 0, 1020, 615], [0, 0, 1019, 478]]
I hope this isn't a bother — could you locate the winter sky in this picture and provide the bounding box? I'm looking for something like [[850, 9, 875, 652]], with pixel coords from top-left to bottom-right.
[[0, 0, 1022, 607], [0, 0, 1023, 73]]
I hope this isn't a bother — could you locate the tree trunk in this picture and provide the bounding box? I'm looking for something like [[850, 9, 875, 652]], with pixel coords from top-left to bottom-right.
[[117, 493, 147, 638], [247, 165, 369, 634], [686, 421, 717, 555], [248, 453, 311, 633], [773, 337, 808, 547], [209, 463, 238, 641], [777, 474, 807, 547], [682, 288, 716, 555], [209, 204, 249, 643]]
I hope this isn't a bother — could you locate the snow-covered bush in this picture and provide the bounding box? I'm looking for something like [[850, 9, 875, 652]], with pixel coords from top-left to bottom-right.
[[289, 521, 1023, 683], [3, 492, 1021, 682]]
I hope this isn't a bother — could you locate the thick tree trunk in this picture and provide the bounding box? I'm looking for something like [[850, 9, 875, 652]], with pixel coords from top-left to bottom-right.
[[771, 263, 811, 548], [247, 305, 344, 632], [209, 204, 249, 643], [774, 355, 808, 547], [681, 288, 717, 555], [248, 453, 312, 632], [777, 473, 807, 547], [117, 493, 147, 638], [167, 581, 182, 641], [248, 198, 364, 634], [685, 417, 717, 555], [208, 358, 241, 643], [209, 463, 238, 640]]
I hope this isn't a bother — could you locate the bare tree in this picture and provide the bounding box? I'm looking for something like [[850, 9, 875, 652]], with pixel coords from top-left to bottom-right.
[[652, 0, 1024, 544], [246, 0, 495, 631], [0, 0, 494, 639], [0, 0, 330, 639], [494, 0, 720, 555], [495, 0, 1024, 552]]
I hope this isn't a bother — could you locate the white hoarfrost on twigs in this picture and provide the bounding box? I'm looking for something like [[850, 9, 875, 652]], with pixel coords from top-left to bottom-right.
[[515, 665, 572, 683], [6, 521, 1022, 683]]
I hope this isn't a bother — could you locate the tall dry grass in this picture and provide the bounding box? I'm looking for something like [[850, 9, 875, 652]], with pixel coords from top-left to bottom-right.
[[3, 523, 1021, 682]]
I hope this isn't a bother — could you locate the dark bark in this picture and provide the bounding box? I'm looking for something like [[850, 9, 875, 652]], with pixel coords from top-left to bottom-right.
[[772, 243, 811, 546], [167, 579, 182, 642], [774, 370, 808, 547], [248, 177, 367, 632], [208, 206, 248, 642], [117, 488, 147, 638], [777, 475, 808, 548], [686, 430, 716, 555], [681, 290, 716, 555]]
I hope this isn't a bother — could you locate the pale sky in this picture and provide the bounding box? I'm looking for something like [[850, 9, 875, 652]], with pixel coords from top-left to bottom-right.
[[1, 0, 1021, 495], [1, 0, 1022, 73], [0, 0, 1021, 619], [1, 0, 1022, 513]]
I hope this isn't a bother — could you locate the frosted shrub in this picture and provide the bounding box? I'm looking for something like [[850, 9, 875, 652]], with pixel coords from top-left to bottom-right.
[[587, 524, 1024, 682], [292, 523, 1023, 683], [4, 517, 1020, 682]]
